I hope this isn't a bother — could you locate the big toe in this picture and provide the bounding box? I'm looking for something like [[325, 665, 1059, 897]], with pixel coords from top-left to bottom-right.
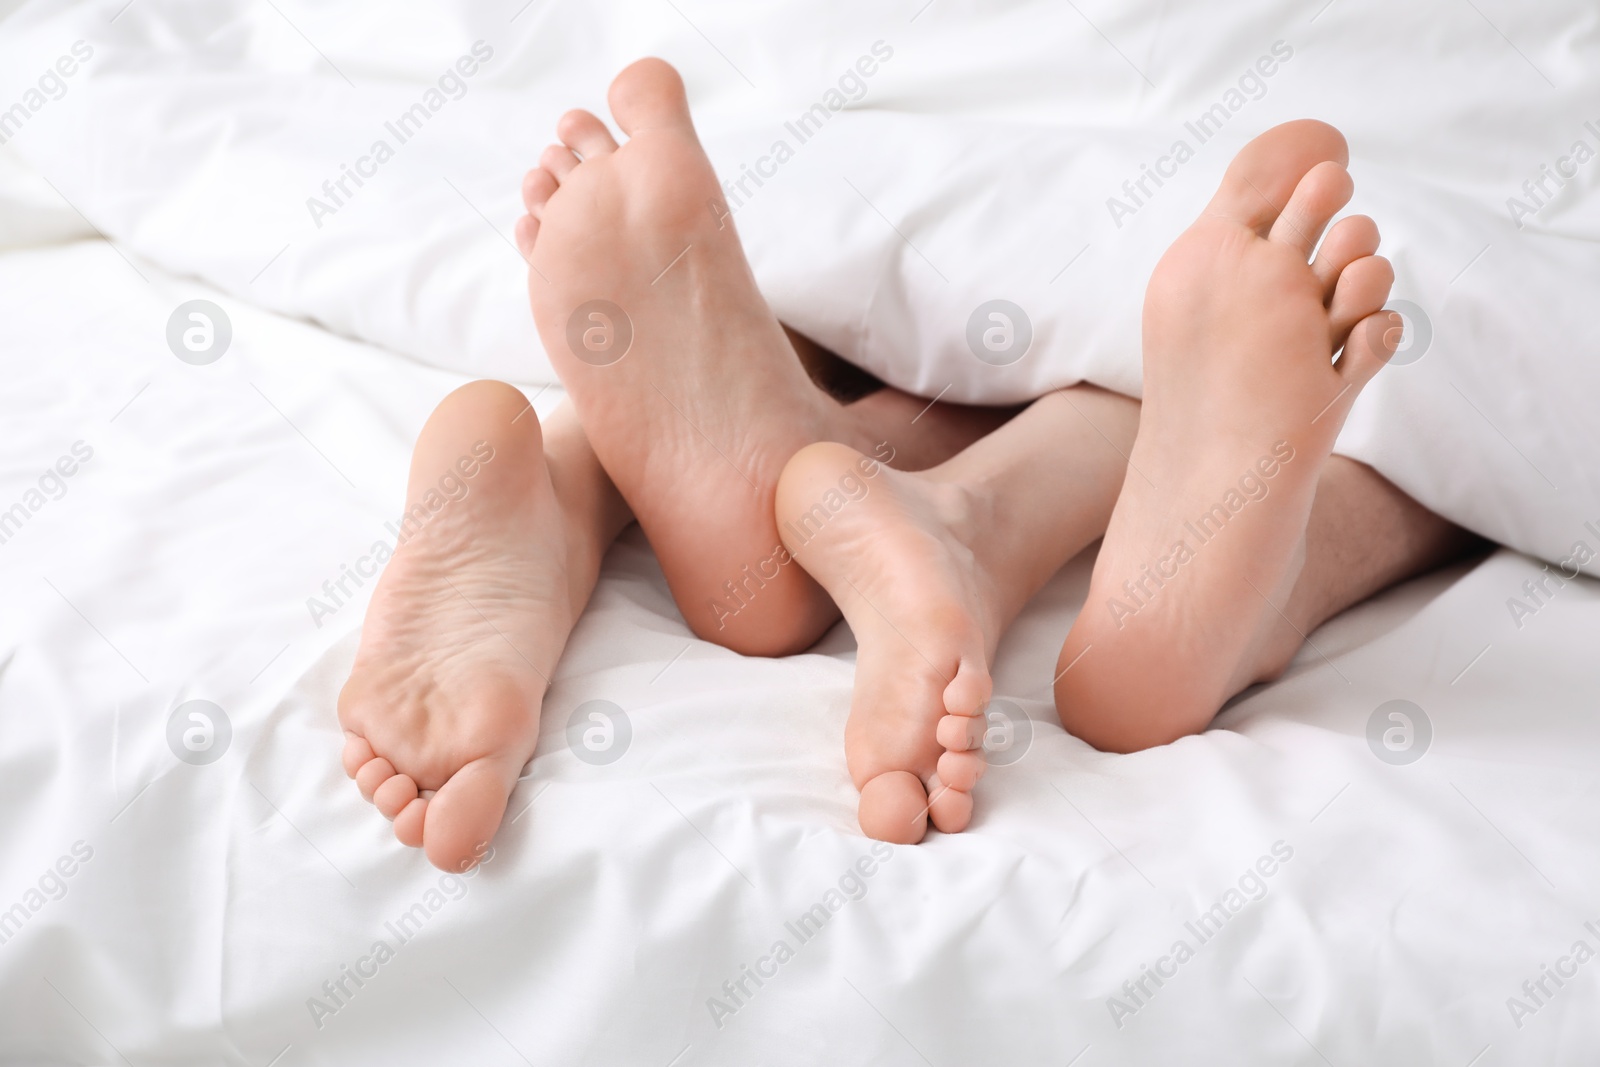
[[607, 57, 693, 135], [1210, 119, 1349, 234], [858, 771, 929, 845], [422, 756, 520, 872]]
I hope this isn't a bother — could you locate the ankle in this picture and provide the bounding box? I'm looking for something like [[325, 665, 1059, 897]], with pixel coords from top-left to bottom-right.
[[926, 475, 987, 555]]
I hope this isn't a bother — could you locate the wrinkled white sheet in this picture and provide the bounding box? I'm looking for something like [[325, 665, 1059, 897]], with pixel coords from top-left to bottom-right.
[[3, 232, 1600, 1066], [1, 0, 1597, 575]]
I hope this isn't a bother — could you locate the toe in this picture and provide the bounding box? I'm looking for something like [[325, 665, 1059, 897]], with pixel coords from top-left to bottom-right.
[[1311, 215, 1380, 299], [394, 797, 427, 848], [1340, 307, 1403, 388], [422, 755, 520, 872], [936, 748, 986, 791], [1266, 160, 1353, 258], [937, 710, 987, 752], [607, 57, 694, 136], [857, 771, 929, 845], [928, 780, 974, 834], [1207, 119, 1349, 235], [557, 109, 619, 158], [514, 214, 539, 260], [942, 657, 992, 717], [522, 167, 558, 215], [1329, 254, 1396, 348], [373, 772, 420, 820], [540, 144, 580, 181], [342, 733, 374, 778], [356, 756, 396, 802]]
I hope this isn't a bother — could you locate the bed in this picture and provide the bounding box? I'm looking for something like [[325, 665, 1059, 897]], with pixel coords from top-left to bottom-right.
[[3, 1, 1597, 1063]]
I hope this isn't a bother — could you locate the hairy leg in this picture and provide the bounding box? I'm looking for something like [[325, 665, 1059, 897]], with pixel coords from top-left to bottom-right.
[[782, 379, 1480, 839], [1255, 455, 1487, 679]]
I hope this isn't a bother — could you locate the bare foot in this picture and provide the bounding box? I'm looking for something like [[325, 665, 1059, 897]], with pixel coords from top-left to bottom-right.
[[338, 381, 589, 872], [776, 443, 996, 843], [775, 386, 1138, 842], [1055, 120, 1400, 752], [514, 58, 888, 657]]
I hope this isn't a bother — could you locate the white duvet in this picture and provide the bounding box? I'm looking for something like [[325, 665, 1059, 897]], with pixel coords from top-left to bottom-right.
[[2, 0, 1597, 572], [3, 2, 1600, 1064]]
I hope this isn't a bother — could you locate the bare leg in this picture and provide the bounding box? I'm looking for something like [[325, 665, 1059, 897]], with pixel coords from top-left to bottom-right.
[[780, 379, 1481, 840], [776, 117, 1499, 834], [1256, 455, 1486, 679], [1063, 456, 1483, 752]]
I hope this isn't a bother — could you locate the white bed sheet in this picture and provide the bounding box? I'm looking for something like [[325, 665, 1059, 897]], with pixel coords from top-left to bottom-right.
[[4, 236, 1600, 1065]]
